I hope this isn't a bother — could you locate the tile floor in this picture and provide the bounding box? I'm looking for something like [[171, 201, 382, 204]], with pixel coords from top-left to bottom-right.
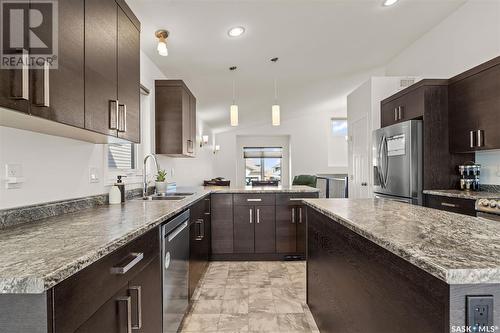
[[180, 261, 320, 332]]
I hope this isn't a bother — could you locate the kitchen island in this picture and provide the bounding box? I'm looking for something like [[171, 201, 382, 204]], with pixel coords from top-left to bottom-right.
[[304, 198, 500, 333]]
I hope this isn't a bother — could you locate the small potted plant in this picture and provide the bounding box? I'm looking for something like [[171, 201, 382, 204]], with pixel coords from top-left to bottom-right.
[[155, 169, 168, 194]]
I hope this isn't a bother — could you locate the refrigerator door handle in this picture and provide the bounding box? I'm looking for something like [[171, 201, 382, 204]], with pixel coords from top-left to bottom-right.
[[376, 135, 385, 188]]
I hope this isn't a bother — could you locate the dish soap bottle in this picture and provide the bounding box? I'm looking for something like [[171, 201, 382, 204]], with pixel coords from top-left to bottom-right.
[[109, 185, 121, 204]]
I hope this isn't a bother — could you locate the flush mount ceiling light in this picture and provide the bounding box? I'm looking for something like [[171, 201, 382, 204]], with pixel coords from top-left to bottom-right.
[[383, 0, 399, 6], [270, 57, 280, 126], [155, 29, 169, 56], [228, 26, 245, 37], [229, 66, 239, 126]]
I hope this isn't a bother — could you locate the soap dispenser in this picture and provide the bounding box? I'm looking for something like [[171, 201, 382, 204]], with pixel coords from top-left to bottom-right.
[[116, 175, 126, 202]]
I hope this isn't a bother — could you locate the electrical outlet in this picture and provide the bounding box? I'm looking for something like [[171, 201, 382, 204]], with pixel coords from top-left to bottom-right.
[[467, 295, 494, 329], [89, 167, 100, 183]]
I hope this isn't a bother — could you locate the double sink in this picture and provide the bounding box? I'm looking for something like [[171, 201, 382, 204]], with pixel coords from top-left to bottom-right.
[[140, 192, 194, 201]]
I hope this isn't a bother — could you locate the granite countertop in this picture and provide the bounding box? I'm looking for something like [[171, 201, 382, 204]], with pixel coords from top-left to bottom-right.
[[0, 185, 318, 294], [207, 185, 319, 193], [303, 198, 500, 285], [423, 189, 500, 200], [0, 190, 210, 294]]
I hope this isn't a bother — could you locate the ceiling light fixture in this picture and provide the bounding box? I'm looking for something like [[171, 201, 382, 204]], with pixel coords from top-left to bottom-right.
[[383, 0, 399, 6], [228, 26, 245, 37], [270, 57, 280, 126], [229, 66, 239, 126], [155, 30, 169, 56]]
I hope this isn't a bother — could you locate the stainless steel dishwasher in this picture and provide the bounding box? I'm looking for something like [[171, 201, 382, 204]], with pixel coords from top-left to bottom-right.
[[161, 210, 190, 333]]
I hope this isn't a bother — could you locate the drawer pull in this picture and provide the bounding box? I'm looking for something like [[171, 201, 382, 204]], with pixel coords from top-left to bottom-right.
[[441, 202, 458, 208], [247, 198, 262, 202], [116, 296, 132, 333], [111, 252, 144, 275], [289, 198, 304, 201], [129, 286, 143, 329]]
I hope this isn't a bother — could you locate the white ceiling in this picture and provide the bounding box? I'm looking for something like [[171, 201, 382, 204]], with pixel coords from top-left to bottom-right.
[[129, 0, 466, 133]]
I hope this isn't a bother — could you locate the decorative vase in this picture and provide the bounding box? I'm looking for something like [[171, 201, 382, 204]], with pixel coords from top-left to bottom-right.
[[155, 181, 167, 194]]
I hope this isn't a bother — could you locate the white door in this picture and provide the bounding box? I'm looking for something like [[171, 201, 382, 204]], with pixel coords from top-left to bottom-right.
[[348, 116, 371, 198]]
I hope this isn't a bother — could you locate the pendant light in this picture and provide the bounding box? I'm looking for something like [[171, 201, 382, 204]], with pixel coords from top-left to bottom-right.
[[271, 57, 280, 126], [229, 66, 239, 126]]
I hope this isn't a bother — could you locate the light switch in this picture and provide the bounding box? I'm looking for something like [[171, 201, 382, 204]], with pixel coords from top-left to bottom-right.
[[5, 164, 25, 189], [89, 167, 100, 183]]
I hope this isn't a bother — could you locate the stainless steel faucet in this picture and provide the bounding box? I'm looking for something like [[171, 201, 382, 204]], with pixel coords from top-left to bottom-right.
[[143, 154, 161, 198]]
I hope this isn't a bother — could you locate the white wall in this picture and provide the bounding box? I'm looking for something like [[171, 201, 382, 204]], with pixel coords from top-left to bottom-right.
[[0, 51, 215, 209], [385, 1, 500, 78], [385, 0, 500, 185], [213, 108, 347, 186]]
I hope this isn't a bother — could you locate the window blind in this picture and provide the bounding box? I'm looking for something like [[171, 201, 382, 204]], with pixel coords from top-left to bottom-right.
[[243, 147, 283, 158]]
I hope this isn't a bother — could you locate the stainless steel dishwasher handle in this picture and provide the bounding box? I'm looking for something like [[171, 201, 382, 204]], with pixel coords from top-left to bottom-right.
[[111, 252, 144, 274], [168, 221, 188, 242]]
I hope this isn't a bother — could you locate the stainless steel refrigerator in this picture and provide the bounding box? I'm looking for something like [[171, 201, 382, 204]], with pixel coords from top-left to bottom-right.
[[373, 120, 423, 205]]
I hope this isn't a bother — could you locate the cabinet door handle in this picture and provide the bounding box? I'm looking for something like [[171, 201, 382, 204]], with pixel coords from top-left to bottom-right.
[[291, 207, 295, 224], [109, 100, 119, 130], [129, 286, 142, 329], [441, 202, 458, 208], [477, 130, 484, 148], [469, 130, 475, 148], [249, 208, 253, 224], [34, 61, 50, 107], [298, 207, 302, 224], [398, 106, 403, 120], [11, 50, 29, 100], [394, 108, 398, 121], [116, 296, 132, 333], [118, 104, 127, 132], [256, 208, 260, 223], [110, 252, 144, 274], [195, 219, 203, 240]]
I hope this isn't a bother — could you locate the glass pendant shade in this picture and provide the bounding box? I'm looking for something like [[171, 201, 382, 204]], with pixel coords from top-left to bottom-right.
[[157, 41, 168, 56], [230, 104, 239, 126], [272, 104, 280, 126]]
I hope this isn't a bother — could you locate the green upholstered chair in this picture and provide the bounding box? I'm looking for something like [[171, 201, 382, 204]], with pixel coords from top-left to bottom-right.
[[292, 175, 317, 188]]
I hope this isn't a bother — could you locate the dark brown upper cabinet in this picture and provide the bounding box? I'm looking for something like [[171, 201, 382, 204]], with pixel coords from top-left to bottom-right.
[[85, 0, 140, 143], [30, 0, 85, 128], [117, 5, 141, 143], [381, 80, 473, 190], [155, 80, 197, 157], [448, 56, 500, 153], [0, 0, 140, 144]]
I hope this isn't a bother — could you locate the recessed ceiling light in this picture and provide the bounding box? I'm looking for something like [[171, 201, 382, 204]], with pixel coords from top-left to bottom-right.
[[228, 26, 245, 37], [383, 0, 399, 6]]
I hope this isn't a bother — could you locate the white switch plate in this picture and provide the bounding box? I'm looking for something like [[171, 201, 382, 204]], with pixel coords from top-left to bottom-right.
[[5, 164, 24, 189], [89, 167, 100, 183]]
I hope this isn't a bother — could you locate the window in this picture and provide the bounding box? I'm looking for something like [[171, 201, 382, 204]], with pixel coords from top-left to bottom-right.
[[328, 118, 348, 167], [108, 143, 136, 170], [243, 147, 282, 185]]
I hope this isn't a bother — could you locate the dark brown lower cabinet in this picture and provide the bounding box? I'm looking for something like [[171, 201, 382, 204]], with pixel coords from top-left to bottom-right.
[[254, 205, 276, 253], [234, 205, 255, 253], [307, 207, 449, 333], [234, 204, 276, 254], [424, 194, 476, 216], [74, 284, 131, 333], [189, 197, 210, 299], [276, 205, 297, 253], [211, 194, 233, 254], [52, 227, 161, 333]]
